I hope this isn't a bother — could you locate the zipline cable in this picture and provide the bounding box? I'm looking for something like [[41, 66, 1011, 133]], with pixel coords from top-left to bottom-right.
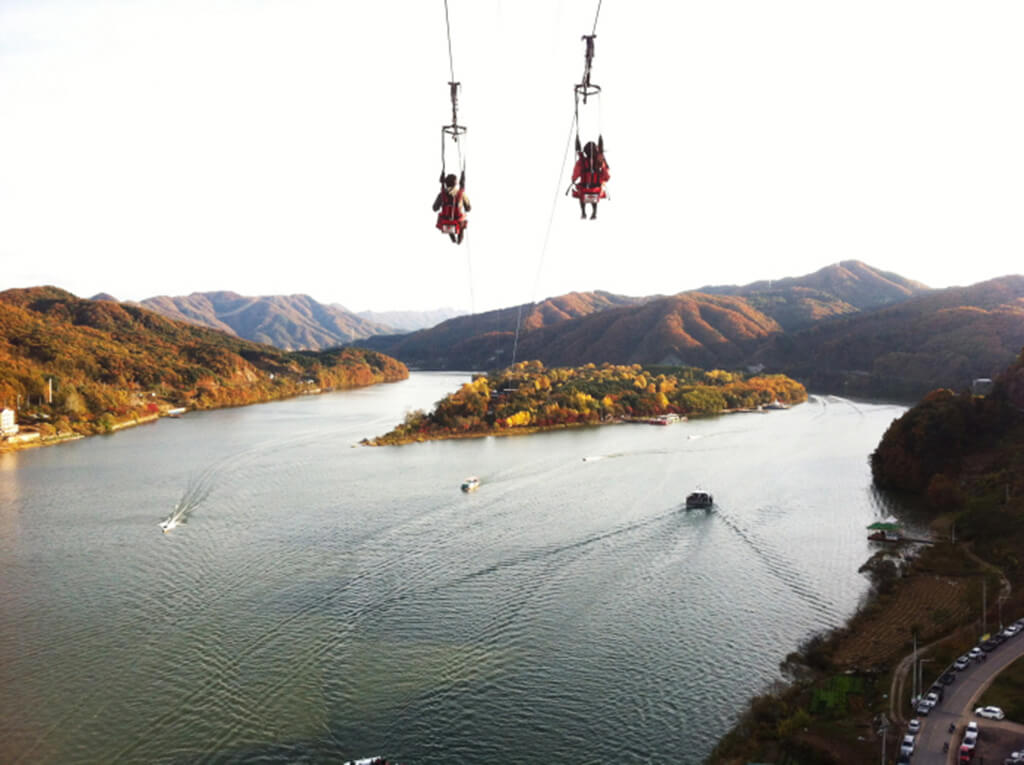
[[510, 110, 579, 366], [511, 0, 605, 366], [444, 0, 456, 83]]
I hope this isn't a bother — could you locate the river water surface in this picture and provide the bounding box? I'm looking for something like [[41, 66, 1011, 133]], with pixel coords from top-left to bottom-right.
[[0, 373, 907, 764]]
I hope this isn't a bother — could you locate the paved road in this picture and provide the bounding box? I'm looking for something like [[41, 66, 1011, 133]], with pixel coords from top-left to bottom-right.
[[903, 635, 1024, 764]]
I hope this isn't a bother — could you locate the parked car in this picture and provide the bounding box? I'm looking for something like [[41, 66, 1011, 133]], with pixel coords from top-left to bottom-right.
[[955, 655, 971, 670], [981, 639, 999, 652], [966, 721, 979, 735], [975, 705, 1005, 720], [959, 743, 974, 763], [915, 698, 933, 715], [969, 647, 984, 660], [963, 730, 978, 748], [940, 671, 957, 685], [900, 733, 915, 755], [929, 685, 945, 701], [926, 690, 941, 707], [907, 717, 921, 734]]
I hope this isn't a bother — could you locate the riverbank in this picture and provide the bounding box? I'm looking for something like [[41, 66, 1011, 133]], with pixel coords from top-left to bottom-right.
[[0, 378, 407, 455], [708, 530, 1004, 762], [710, 394, 1024, 763]]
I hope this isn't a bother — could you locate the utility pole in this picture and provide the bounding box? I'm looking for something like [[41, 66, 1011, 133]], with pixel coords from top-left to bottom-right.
[[880, 718, 888, 765], [983, 579, 987, 637], [48, 378, 53, 404], [912, 632, 918, 702]]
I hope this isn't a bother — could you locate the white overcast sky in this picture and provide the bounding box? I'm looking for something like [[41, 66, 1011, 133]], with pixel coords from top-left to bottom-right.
[[1, 1, 1022, 313]]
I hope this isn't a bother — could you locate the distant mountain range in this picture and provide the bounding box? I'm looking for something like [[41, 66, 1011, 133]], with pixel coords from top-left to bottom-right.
[[357, 261, 1024, 398], [45, 259, 1024, 400], [355, 307, 466, 333], [117, 292, 393, 351], [93, 292, 461, 351]]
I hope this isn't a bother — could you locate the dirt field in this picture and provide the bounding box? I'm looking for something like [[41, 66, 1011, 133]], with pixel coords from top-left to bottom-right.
[[831, 574, 972, 669]]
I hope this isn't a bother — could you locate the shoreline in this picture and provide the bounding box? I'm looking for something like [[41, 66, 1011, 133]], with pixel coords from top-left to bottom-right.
[[0, 377, 408, 455]]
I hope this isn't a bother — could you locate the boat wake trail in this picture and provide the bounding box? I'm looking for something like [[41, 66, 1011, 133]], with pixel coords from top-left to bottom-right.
[[713, 509, 841, 621], [159, 470, 216, 533]]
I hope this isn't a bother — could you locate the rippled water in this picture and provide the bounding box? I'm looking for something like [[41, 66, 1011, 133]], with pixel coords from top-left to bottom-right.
[[0, 374, 906, 764]]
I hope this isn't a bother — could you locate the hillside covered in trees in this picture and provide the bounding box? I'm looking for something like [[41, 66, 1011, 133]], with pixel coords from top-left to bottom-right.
[[871, 347, 1024, 510], [761, 276, 1024, 398], [364, 360, 806, 445], [0, 287, 408, 439]]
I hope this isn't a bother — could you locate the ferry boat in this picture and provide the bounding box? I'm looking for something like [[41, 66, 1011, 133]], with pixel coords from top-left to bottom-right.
[[685, 490, 713, 510], [461, 476, 480, 493], [649, 413, 683, 425]]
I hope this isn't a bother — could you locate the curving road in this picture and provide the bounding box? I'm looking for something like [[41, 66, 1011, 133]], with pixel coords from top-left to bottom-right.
[[903, 634, 1024, 764]]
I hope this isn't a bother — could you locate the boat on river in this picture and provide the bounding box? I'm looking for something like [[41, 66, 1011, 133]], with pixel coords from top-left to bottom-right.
[[461, 476, 480, 492], [685, 491, 713, 510]]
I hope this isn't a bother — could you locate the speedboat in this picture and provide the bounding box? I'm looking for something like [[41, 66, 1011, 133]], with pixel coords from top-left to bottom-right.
[[461, 476, 480, 493], [685, 491, 713, 510]]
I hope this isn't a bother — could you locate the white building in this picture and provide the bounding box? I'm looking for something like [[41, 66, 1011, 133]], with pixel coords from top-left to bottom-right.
[[1, 408, 19, 437]]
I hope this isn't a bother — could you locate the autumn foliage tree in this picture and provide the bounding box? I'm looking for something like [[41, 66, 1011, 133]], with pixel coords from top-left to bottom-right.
[[366, 360, 808, 445]]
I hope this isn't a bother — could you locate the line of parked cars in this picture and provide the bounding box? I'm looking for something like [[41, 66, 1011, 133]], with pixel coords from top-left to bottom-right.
[[900, 618, 1024, 763]]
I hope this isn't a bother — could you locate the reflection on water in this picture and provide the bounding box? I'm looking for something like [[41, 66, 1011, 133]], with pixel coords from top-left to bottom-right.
[[0, 375, 906, 764], [0, 451, 22, 544]]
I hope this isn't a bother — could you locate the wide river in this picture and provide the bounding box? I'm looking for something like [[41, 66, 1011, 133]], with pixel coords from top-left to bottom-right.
[[1, 372, 908, 764]]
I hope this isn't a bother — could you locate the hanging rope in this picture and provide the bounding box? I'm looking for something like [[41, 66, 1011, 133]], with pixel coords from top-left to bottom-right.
[[511, 111, 579, 366], [592, 0, 602, 36]]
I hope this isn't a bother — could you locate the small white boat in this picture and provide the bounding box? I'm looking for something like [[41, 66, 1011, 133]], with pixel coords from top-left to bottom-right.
[[158, 518, 178, 533], [461, 476, 480, 493], [763, 400, 789, 410], [685, 491, 713, 510]]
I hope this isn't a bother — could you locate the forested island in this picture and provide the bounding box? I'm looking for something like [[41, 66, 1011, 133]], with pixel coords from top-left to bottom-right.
[[0, 286, 408, 445], [364, 360, 807, 445]]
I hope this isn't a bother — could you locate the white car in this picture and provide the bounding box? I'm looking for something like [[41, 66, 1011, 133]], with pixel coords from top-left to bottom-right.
[[963, 730, 978, 749], [969, 647, 984, 660], [907, 718, 921, 734], [975, 705, 1005, 720], [954, 655, 971, 670], [900, 734, 915, 754]]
